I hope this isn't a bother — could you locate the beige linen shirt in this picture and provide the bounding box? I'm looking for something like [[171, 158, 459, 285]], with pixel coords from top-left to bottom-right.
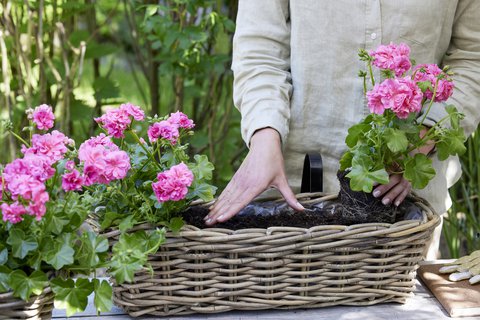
[[232, 0, 480, 214]]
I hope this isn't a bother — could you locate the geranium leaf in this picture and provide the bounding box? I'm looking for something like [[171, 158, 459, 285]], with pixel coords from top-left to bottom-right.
[[7, 229, 38, 259], [345, 123, 370, 148], [92, 279, 113, 313], [167, 217, 184, 233], [7, 270, 47, 301], [187, 181, 217, 202], [44, 235, 75, 270], [436, 128, 466, 161], [77, 232, 109, 269], [51, 278, 94, 317], [404, 154, 436, 189], [119, 215, 136, 233], [192, 154, 214, 180], [339, 151, 353, 171], [346, 160, 389, 193], [0, 247, 8, 265], [109, 258, 143, 284], [384, 128, 409, 153], [417, 81, 433, 93], [0, 266, 11, 293]]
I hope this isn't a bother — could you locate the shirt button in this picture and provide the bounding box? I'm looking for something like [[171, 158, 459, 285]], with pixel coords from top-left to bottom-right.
[[371, 32, 377, 40]]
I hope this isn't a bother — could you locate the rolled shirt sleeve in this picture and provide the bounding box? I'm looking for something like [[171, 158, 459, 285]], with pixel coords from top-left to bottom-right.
[[232, 0, 292, 146], [425, 0, 480, 137]]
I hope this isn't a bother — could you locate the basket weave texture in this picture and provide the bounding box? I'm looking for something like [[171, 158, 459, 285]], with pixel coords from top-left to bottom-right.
[[103, 193, 440, 317], [0, 287, 54, 320]]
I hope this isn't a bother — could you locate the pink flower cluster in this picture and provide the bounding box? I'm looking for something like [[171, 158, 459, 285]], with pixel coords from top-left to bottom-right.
[[370, 43, 412, 77], [78, 134, 131, 185], [413, 64, 454, 102], [1, 153, 55, 223], [1, 127, 77, 223], [27, 104, 55, 131], [95, 103, 145, 138], [22, 130, 72, 164], [147, 111, 194, 144], [152, 163, 194, 202], [367, 77, 423, 119]]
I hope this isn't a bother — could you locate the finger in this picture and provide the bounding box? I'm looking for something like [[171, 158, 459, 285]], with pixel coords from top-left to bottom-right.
[[206, 185, 261, 225], [392, 184, 411, 207], [274, 176, 304, 211], [381, 178, 411, 206], [373, 174, 402, 198]]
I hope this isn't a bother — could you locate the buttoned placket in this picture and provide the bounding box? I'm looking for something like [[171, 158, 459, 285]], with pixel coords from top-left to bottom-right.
[[363, 0, 383, 116]]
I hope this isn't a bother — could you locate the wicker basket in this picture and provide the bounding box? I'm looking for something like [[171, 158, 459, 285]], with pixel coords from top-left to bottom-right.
[[0, 287, 54, 320], [102, 193, 440, 317]]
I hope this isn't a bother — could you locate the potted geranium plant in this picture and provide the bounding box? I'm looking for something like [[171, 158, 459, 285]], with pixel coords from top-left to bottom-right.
[[338, 42, 466, 223], [84, 104, 217, 285], [0, 105, 112, 318]]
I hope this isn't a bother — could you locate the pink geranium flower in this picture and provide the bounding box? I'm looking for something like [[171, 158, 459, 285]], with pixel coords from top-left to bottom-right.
[[28, 104, 55, 130], [104, 151, 131, 180], [367, 78, 423, 119], [62, 169, 84, 192], [1, 202, 27, 224], [22, 130, 70, 164], [148, 121, 179, 144], [95, 103, 146, 138], [121, 103, 145, 121], [413, 64, 454, 102], [152, 163, 194, 202], [370, 43, 412, 77], [168, 111, 195, 129]]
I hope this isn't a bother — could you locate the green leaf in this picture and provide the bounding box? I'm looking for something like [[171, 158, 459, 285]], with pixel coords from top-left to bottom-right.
[[0, 266, 11, 292], [417, 81, 433, 93], [109, 258, 143, 284], [119, 215, 136, 233], [384, 128, 409, 153], [7, 229, 38, 259], [51, 278, 94, 317], [404, 154, 436, 189], [44, 235, 75, 270], [346, 156, 389, 193], [167, 217, 184, 233], [437, 128, 467, 161], [445, 104, 460, 129], [92, 279, 113, 313], [345, 123, 370, 148], [77, 232, 109, 269], [339, 151, 353, 171], [192, 154, 214, 180], [187, 181, 217, 202], [0, 247, 8, 265], [7, 270, 47, 301]]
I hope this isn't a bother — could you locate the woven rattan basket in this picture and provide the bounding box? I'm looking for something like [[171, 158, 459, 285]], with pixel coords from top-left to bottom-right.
[[101, 193, 440, 317], [0, 287, 54, 320]]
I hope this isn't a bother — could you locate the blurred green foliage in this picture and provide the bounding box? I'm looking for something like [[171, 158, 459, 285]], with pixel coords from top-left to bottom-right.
[[0, 0, 245, 189]]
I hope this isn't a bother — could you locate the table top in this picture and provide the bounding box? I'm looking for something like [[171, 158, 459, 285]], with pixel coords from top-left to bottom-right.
[[52, 261, 478, 320]]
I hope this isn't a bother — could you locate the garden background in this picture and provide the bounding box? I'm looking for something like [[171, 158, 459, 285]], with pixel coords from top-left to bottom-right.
[[0, 0, 478, 258]]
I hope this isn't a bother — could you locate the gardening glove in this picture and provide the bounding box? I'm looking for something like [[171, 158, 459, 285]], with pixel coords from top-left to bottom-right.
[[439, 250, 480, 285]]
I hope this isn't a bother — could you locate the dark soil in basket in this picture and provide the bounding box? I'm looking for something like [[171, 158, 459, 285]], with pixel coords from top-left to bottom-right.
[[181, 196, 424, 230], [337, 170, 398, 224]]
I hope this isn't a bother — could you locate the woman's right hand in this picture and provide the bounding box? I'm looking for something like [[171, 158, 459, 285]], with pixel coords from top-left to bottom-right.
[[205, 127, 304, 225]]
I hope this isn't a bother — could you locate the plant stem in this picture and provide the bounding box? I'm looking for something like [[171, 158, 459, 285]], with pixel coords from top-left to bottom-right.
[[9, 130, 30, 147], [419, 77, 440, 125], [128, 130, 161, 169]]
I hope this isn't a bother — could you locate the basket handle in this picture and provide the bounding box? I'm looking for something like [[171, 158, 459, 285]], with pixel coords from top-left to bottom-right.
[[300, 153, 323, 193]]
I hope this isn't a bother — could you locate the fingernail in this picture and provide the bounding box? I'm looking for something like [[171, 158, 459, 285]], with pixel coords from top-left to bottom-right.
[[203, 215, 210, 221], [395, 200, 401, 207], [373, 190, 381, 198], [205, 218, 212, 224], [217, 214, 224, 221], [296, 202, 305, 210], [382, 198, 390, 206]]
